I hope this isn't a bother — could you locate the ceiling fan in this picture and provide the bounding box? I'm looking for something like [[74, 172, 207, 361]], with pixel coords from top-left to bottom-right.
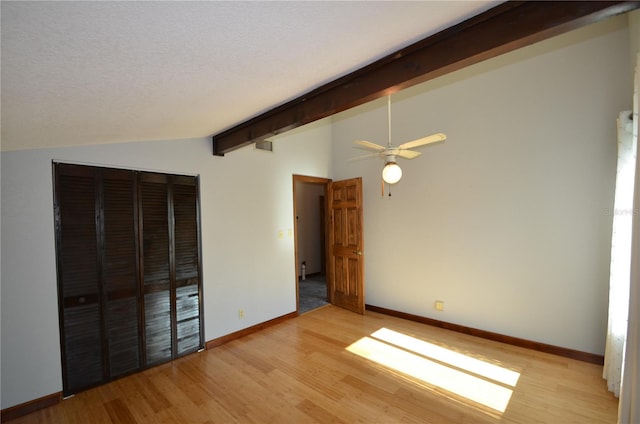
[[350, 96, 446, 185]]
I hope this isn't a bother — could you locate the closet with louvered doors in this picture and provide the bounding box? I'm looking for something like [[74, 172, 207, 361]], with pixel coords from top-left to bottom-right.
[[54, 163, 204, 397]]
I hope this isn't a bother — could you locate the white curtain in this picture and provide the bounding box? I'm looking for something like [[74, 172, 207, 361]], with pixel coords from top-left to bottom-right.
[[603, 110, 636, 397], [617, 55, 640, 424]]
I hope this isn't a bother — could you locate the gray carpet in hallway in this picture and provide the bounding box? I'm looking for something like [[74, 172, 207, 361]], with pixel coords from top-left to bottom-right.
[[299, 274, 328, 313]]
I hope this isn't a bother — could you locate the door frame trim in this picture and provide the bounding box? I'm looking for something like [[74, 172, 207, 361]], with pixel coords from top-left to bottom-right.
[[292, 175, 332, 312]]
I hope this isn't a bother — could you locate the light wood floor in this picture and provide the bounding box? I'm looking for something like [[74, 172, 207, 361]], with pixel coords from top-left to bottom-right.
[[11, 305, 617, 423]]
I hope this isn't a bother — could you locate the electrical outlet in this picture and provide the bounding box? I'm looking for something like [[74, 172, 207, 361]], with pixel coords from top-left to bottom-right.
[[435, 300, 444, 311], [238, 309, 245, 319]]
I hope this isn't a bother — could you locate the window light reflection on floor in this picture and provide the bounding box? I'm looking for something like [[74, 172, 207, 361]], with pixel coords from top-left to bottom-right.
[[371, 328, 520, 386], [345, 328, 521, 414]]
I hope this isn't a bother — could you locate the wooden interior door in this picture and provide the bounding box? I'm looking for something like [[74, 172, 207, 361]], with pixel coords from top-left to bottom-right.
[[329, 177, 365, 314]]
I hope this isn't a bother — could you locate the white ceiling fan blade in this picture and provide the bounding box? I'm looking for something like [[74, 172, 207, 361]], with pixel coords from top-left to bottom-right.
[[398, 133, 446, 150], [396, 150, 422, 159], [353, 140, 386, 152], [348, 152, 383, 162]]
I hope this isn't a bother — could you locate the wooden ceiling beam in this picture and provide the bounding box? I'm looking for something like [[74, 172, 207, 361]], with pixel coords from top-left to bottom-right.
[[212, 1, 639, 156]]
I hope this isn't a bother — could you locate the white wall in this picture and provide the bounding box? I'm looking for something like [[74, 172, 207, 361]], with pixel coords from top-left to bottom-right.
[[0, 120, 332, 409], [332, 16, 632, 355]]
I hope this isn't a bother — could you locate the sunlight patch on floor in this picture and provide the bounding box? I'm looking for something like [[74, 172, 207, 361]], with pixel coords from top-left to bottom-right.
[[346, 328, 520, 414], [371, 328, 520, 386]]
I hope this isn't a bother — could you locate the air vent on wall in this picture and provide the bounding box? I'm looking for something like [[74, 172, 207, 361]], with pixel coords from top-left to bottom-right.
[[255, 140, 273, 152]]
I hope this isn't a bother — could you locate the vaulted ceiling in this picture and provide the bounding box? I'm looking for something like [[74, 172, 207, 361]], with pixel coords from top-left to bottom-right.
[[0, 1, 500, 152], [1, 1, 636, 153]]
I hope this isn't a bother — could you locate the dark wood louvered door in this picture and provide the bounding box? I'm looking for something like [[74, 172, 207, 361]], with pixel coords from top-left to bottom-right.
[[173, 176, 203, 355], [55, 164, 105, 393], [140, 173, 173, 366], [54, 164, 203, 396], [101, 168, 141, 378]]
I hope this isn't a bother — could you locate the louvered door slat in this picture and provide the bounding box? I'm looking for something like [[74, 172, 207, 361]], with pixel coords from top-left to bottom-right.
[[106, 298, 139, 375], [176, 285, 201, 354], [144, 291, 172, 364], [59, 175, 99, 297], [63, 305, 103, 390], [141, 182, 170, 286], [174, 182, 198, 281]]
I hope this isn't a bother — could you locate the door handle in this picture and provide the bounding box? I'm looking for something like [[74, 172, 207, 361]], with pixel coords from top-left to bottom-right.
[[353, 250, 362, 256]]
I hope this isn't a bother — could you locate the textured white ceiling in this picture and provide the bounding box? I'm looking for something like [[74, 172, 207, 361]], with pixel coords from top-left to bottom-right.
[[1, 1, 500, 152]]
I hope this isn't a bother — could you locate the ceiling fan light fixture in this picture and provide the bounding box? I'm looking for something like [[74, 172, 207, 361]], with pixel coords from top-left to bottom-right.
[[350, 96, 445, 189], [382, 162, 402, 184]]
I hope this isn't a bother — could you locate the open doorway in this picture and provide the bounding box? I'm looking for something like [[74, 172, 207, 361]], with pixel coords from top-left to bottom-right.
[[293, 175, 330, 313]]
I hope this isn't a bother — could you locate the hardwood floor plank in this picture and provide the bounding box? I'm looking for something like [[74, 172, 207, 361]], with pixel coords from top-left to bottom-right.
[[7, 306, 617, 423], [296, 399, 347, 424], [104, 398, 136, 424]]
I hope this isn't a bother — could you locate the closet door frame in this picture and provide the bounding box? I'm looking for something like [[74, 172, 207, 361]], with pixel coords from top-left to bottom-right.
[[54, 162, 204, 396]]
